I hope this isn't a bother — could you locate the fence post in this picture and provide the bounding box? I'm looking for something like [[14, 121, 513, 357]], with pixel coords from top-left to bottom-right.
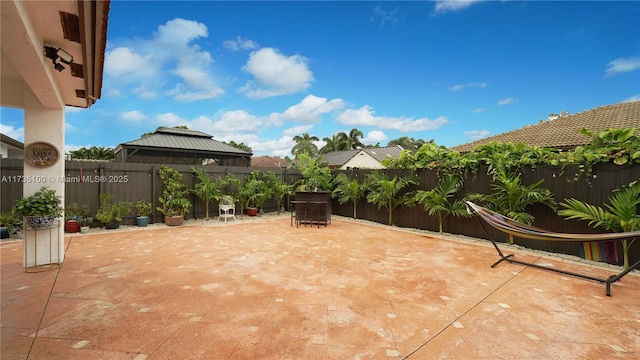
[[151, 165, 157, 224]]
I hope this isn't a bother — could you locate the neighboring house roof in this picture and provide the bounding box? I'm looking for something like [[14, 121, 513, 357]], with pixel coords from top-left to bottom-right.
[[0, 133, 24, 159], [321, 145, 404, 169], [1, 133, 24, 149], [115, 128, 252, 165], [251, 156, 288, 168], [322, 149, 360, 168], [452, 101, 640, 152]]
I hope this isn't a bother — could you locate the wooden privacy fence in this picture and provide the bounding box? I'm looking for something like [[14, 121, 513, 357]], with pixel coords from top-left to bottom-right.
[[1, 159, 639, 264], [0, 159, 301, 225], [329, 164, 640, 265]]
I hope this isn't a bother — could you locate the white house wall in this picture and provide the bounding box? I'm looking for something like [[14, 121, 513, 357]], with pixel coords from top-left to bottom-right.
[[341, 151, 386, 170]]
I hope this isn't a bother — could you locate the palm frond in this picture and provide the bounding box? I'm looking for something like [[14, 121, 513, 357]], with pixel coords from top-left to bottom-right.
[[558, 199, 618, 231]]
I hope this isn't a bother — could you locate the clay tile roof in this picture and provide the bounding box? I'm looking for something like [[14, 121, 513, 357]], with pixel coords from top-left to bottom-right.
[[251, 156, 287, 168], [451, 101, 640, 152]]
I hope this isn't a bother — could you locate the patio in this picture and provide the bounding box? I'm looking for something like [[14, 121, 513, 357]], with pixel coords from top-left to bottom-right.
[[2, 215, 639, 359]]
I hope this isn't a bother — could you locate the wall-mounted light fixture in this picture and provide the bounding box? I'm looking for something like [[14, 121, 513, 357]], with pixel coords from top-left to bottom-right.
[[44, 45, 74, 72]]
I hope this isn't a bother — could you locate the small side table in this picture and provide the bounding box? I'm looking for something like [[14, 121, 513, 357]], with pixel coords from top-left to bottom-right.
[[24, 220, 61, 273]]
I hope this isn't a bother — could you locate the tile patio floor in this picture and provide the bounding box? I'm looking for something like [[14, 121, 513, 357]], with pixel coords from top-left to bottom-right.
[[2, 215, 639, 359]]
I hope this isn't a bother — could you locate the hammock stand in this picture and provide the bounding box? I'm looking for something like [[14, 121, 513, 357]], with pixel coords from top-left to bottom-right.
[[466, 201, 640, 296]]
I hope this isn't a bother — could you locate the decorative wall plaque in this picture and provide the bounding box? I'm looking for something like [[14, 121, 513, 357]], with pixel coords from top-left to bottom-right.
[[24, 142, 59, 168]]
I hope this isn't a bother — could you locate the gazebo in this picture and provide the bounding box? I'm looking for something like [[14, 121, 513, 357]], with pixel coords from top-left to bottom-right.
[[114, 127, 252, 166]]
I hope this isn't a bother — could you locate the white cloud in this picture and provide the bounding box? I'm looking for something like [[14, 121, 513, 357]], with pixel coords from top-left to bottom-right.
[[0, 124, 23, 141], [269, 95, 345, 126], [497, 98, 516, 105], [623, 94, 640, 102], [65, 143, 91, 153], [605, 57, 640, 76], [154, 18, 209, 48], [104, 47, 157, 79], [251, 135, 296, 157], [223, 36, 259, 51], [434, 0, 485, 14], [464, 130, 490, 141], [337, 105, 449, 132], [65, 106, 85, 113], [282, 125, 314, 137], [240, 47, 314, 98], [132, 85, 156, 99], [451, 82, 487, 92], [104, 18, 223, 102], [65, 122, 79, 132], [370, 5, 400, 28], [105, 88, 121, 98], [468, 82, 488, 88], [363, 130, 387, 145], [120, 111, 146, 121], [472, 108, 485, 113], [156, 113, 189, 127], [191, 110, 264, 135]]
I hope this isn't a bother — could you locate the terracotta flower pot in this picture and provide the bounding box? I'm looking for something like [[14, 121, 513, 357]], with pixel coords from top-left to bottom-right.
[[164, 215, 184, 226], [246, 207, 258, 217], [65, 220, 80, 233]]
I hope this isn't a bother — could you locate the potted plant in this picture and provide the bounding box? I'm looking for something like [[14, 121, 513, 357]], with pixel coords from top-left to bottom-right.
[[226, 170, 270, 217], [95, 194, 132, 229], [135, 199, 153, 227], [157, 166, 191, 226], [79, 215, 93, 234], [64, 203, 89, 233], [0, 209, 20, 239], [14, 186, 63, 229]]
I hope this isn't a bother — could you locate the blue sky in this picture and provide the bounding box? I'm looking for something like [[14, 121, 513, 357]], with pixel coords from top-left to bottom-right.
[[2, 0, 639, 157]]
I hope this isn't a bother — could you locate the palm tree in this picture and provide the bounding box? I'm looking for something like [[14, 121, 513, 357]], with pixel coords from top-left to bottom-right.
[[293, 153, 332, 191], [468, 166, 555, 244], [226, 171, 268, 217], [414, 174, 470, 233], [366, 171, 419, 226], [388, 137, 430, 151], [319, 134, 343, 154], [345, 128, 364, 150], [226, 141, 252, 153], [332, 173, 368, 218], [190, 167, 227, 220], [265, 172, 294, 214], [558, 181, 640, 269], [69, 146, 115, 160], [292, 133, 319, 157]]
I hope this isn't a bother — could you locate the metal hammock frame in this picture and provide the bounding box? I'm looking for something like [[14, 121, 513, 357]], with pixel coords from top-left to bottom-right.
[[466, 201, 640, 296]]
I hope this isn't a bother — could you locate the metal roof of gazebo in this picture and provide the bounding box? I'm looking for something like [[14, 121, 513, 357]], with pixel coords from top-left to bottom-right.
[[115, 128, 252, 166]]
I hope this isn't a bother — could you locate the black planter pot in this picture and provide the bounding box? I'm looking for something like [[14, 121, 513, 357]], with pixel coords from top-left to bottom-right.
[[105, 220, 120, 229]]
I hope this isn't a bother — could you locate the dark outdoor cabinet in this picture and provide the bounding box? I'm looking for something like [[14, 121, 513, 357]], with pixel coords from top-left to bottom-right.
[[294, 191, 332, 226]]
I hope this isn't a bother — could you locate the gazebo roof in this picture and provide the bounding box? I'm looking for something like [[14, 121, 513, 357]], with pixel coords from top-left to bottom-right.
[[119, 128, 251, 155]]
